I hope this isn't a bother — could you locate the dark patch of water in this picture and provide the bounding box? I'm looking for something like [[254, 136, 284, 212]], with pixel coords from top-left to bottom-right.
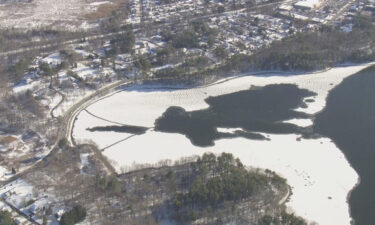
[[304, 98, 315, 103], [155, 84, 316, 147], [87, 125, 149, 134]]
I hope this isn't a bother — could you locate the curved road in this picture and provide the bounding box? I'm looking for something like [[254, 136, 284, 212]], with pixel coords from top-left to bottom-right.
[[1, 79, 132, 185]]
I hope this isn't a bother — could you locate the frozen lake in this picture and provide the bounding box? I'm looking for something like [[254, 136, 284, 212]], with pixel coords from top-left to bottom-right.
[[73, 63, 374, 225]]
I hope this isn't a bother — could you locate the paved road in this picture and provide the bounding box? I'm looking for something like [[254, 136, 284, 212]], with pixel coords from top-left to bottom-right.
[[62, 79, 132, 145]]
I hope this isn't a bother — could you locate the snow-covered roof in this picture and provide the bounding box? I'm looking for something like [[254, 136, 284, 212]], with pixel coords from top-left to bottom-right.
[[294, 0, 323, 10]]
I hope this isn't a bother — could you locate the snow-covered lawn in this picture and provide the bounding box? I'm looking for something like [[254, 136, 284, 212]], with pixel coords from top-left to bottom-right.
[[41, 53, 62, 67], [72, 63, 373, 225], [73, 63, 99, 80], [0, 166, 11, 182], [80, 152, 91, 174], [0, 133, 49, 178]]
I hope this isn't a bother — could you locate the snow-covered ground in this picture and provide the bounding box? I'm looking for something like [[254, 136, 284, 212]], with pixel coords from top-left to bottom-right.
[[41, 53, 62, 67], [0, 0, 114, 30], [0, 133, 49, 178], [0, 166, 11, 182], [80, 153, 90, 174], [73, 63, 374, 225], [90, 1, 112, 6], [0, 179, 63, 224]]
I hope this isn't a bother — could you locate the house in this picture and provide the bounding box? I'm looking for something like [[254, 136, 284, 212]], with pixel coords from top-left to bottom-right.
[[294, 0, 324, 11]]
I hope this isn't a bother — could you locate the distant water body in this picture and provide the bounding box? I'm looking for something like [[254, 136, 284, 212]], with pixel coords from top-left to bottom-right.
[[314, 65, 375, 225]]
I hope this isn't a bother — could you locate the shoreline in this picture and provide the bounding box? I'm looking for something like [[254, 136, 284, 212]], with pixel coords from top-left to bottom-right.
[[347, 176, 362, 225], [72, 63, 375, 225]]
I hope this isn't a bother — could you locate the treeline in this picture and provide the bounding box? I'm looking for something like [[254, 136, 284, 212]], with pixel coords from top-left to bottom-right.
[[221, 14, 375, 72], [170, 152, 287, 223], [259, 211, 307, 225], [154, 56, 211, 78], [0, 28, 87, 53]]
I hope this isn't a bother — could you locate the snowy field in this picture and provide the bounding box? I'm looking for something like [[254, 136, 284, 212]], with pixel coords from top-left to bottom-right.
[[73, 63, 374, 225], [0, 0, 116, 30]]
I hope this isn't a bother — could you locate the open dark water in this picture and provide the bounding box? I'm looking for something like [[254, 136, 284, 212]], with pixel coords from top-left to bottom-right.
[[314, 65, 375, 225], [155, 84, 316, 146], [87, 125, 148, 134]]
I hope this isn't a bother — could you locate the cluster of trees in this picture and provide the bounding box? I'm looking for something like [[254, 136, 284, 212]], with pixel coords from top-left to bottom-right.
[[39, 62, 54, 76], [95, 175, 122, 194], [0, 28, 86, 53], [134, 55, 152, 72], [66, 70, 83, 82], [171, 153, 286, 223], [59, 49, 79, 67], [259, 211, 307, 225], [153, 55, 212, 78], [39, 60, 77, 79], [8, 47, 81, 83], [214, 46, 229, 61], [99, 7, 131, 32], [8, 58, 32, 82], [108, 26, 135, 56], [60, 205, 87, 225], [153, 45, 179, 66], [154, 67, 186, 78], [11, 90, 45, 118], [171, 30, 200, 49], [0, 211, 14, 225], [158, 0, 174, 4], [221, 14, 375, 72], [181, 56, 210, 69], [162, 19, 218, 50]]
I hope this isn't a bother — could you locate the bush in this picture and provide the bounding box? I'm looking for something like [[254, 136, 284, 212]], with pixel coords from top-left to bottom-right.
[[9, 58, 31, 82], [134, 55, 151, 71], [107, 176, 121, 194], [60, 205, 87, 225], [109, 28, 135, 54], [259, 211, 307, 225], [172, 30, 199, 49], [214, 47, 229, 60], [0, 211, 14, 225], [58, 138, 68, 149], [39, 62, 53, 76]]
